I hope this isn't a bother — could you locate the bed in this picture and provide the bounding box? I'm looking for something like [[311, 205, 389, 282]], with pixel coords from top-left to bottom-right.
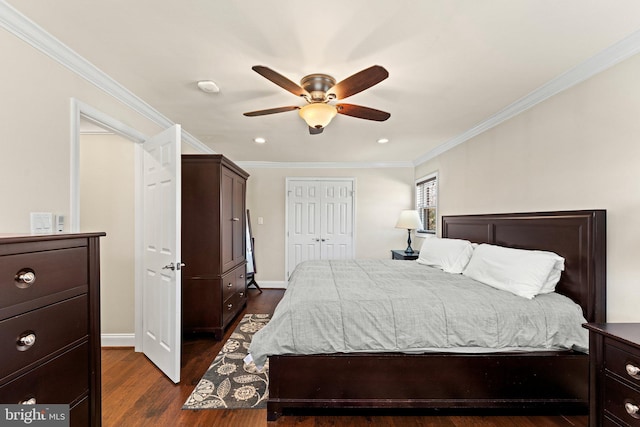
[[259, 210, 606, 420]]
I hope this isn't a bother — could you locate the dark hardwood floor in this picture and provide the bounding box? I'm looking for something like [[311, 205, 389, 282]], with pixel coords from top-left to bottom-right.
[[101, 288, 588, 427]]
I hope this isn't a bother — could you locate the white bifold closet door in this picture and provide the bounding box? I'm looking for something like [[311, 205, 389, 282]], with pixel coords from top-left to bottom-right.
[[286, 179, 355, 279]]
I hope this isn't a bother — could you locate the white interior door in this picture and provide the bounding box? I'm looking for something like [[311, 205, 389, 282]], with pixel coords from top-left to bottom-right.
[[286, 179, 354, 278], [142, 124, 181, 383], [287, 180, 322, 276], [320, 181, 354, 259]]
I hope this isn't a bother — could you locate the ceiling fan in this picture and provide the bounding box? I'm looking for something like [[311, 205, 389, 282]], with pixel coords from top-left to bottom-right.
[[243, 65, 390, 135]]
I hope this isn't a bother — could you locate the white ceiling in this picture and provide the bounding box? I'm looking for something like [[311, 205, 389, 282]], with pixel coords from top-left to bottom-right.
[[10, 0, 640, 164]]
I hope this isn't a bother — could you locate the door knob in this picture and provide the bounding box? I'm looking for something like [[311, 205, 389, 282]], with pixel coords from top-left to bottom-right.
[[162, 262, 186, 271]]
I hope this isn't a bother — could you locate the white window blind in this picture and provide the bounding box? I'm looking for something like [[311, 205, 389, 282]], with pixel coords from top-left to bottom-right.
[[416, 175, 437, 232]]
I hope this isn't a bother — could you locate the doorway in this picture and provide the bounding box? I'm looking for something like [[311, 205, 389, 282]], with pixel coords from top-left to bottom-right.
[[72, 99, 146, 350], [79, 122, 136, 349]]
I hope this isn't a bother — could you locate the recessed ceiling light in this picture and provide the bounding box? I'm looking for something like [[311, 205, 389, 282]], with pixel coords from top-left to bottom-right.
[[377, 138, 389, 144], [197, 80, 220, 93], [254, 137, 266, 144]]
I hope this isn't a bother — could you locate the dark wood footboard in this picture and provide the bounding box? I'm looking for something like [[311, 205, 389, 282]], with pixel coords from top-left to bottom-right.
[[267, 351, 588, 420]]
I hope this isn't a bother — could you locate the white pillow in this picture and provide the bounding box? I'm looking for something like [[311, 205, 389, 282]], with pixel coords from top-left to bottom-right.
[[539, 254, 565, 294], [462, 244, 564, 299], [416, 238, 474, 274]]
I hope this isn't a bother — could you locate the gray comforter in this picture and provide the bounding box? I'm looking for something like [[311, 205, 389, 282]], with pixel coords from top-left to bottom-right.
[[248, 259, 589, 367]]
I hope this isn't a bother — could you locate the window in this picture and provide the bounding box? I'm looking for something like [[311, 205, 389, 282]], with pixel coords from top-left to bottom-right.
[[416, 173, 437, 233]]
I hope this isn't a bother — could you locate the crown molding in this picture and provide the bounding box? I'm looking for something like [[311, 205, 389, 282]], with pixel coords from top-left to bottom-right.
[[0, 1, 213, 154], [236, 160, 414, 169], [414, 29, 640, 166]]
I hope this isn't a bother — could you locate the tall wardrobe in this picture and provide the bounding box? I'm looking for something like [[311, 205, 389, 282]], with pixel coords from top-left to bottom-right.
[[181, 155, 249, 340]]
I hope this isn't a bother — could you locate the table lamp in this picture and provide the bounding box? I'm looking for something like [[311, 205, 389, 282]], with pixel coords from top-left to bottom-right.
[[395, 210, 423, 254]]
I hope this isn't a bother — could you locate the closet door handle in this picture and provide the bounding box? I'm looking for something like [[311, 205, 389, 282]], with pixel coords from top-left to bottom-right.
[[231, 217, 240, 222]]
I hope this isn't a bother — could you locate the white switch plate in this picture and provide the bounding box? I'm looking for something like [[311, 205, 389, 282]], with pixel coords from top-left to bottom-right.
[[30, 212, 54, 234], [258, 216, 264, 225]]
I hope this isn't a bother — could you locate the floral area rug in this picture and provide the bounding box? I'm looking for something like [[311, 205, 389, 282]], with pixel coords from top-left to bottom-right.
[[182, 313, 270, 410]]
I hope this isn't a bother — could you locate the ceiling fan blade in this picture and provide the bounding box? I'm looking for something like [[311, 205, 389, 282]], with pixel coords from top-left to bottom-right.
[[336, 104, 390, 121], [252, 66, 310, 98], [329, 65, 389, 100], [243, 106, 300, 117], [309, 126, 324, 135]]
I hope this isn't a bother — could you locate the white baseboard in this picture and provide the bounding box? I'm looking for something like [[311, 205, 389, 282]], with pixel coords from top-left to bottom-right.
[[101, 333, 135, 347]]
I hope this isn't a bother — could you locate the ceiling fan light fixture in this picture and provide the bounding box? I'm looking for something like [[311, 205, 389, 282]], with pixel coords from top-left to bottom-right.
[[299, 103, 337, 129]]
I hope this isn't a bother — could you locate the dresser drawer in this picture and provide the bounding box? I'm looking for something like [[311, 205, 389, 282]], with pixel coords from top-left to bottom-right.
[[70, 397, 90, 427], [606, 341, 640, 388], [604, 375, 640, 426], [222, 291, 246, 326], [0, 341, 88, 405], [0, 247, 88, 313], [604, 416, 624, 426], [0, 295, 88, 381], [221, 265, 245, 302]]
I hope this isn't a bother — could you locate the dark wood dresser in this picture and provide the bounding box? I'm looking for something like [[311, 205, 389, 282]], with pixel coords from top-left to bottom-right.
[[584, 323, 640, 427], [0, 233, 104, 427], [181, 155, 249, 340]]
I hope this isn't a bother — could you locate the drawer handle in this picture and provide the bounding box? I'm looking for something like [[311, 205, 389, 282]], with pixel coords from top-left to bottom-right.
[[227, 283, 233, 288], [240, 274, 244, 279], [239, 292, 244, 297], [19, 397, 37, 405], [15, 270, 36, 288], [625, 401, 639, 417], [17, 332, 36, 351], [627, 363, 640, 379], [227, 303, 233, 310], [231, 217, 240, 222]]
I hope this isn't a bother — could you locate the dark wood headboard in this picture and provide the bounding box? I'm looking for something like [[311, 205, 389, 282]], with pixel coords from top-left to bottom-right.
[[442, 210, 606, 323]]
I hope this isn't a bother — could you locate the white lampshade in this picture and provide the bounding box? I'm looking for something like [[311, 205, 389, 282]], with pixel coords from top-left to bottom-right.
[[395, 210, 422, 230], [299, 103, 337, 128]]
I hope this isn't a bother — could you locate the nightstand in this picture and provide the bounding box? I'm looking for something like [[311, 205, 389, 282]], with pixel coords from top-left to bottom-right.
[[583, 323, 640, 427], [391, 249, 419, 260]]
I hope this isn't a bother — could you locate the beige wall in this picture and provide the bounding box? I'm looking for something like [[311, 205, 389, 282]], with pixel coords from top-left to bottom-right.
[[416, 53, 640, 322], [244, 167, 416, 282], [0, 30, 162, 234], [80, 133, 136, 334]]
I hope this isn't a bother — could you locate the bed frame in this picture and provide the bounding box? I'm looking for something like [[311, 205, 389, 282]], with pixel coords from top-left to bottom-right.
[[267, 210, 606, 420]]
